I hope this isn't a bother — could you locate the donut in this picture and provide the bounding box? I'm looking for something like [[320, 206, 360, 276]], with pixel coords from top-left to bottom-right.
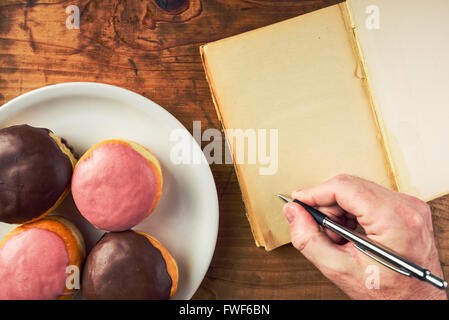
[[71, 140, 163, 231], [0, 216, 86, 300], [82, 230, 178, 300], [0, 124, 77, 224]]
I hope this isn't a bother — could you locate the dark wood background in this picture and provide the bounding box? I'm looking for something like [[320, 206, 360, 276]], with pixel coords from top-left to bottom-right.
[[1, 0, 448, 299]]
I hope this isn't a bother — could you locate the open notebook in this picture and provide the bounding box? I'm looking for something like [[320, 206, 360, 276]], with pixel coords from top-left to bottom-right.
[[200, 0, 449, 250]]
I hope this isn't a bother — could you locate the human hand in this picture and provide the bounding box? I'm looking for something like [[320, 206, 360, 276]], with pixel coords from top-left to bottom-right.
[[283, 174, 447, 300]]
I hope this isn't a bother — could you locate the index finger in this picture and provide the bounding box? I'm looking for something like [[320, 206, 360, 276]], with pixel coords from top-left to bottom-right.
[[291, 174, 394, 220]]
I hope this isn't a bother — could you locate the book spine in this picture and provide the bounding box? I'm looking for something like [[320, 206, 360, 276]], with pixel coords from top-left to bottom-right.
[[339, 2, 399, 191]]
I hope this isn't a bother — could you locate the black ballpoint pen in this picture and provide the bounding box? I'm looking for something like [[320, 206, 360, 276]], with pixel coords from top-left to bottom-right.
[[277, 194, 447, 290]]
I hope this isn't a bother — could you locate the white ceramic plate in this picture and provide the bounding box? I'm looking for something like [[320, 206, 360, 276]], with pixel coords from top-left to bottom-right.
[[0, 82, 219, 300]]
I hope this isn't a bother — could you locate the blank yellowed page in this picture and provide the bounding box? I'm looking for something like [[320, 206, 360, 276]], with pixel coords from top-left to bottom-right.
[[347, 0, 449, 201], [201, 4, 393, 250]]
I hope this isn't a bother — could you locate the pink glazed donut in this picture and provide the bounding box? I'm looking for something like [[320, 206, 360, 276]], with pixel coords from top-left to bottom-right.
[[71, 140, 163, 231], [0, 216, 85, 300]]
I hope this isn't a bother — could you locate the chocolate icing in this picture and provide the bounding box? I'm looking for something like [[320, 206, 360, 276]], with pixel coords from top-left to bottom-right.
[[0, 125, 73, 223], [60, 136, 79, 159], [82, 231, 172, 300]]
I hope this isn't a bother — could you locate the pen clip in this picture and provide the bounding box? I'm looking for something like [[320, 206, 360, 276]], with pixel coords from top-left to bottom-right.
[[353, 244, 412, 277]]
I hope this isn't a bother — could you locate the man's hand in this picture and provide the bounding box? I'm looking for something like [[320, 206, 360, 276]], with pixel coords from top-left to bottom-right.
[[283, 174, 447, 300]]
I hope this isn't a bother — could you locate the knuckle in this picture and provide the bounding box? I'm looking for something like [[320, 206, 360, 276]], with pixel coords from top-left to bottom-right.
[[332, 173, 352, 184], [405, 195, 431, 217], [405, 212, 426, 230], [416, 201, 432, 217], [393, 201, 408, 215], [393, 202, 425, 230], [291, 235, 309, 252], [291, 233, 319, 253]]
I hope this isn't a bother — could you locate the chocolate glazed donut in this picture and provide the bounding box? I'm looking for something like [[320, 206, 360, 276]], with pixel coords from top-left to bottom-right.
[[82, 231, 173, 300], [0, 125, 74, 224]]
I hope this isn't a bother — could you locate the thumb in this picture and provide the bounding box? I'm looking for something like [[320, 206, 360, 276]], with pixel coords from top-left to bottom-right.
[[283, 202, 353, 273]]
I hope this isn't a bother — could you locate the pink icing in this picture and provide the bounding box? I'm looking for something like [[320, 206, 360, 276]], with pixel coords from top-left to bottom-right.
[[71, 143, 158, 231], [0, 228, 69, 300]]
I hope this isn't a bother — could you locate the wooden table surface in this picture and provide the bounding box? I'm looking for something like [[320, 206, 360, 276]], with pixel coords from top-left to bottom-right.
[[1, 0, 448, 299]]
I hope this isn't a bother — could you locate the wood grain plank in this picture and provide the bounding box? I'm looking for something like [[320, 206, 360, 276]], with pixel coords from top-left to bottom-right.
[[1, 0, 447, 299]]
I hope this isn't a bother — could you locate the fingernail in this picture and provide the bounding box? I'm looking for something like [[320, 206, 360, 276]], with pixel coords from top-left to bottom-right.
[[283, 204, 297, 224]]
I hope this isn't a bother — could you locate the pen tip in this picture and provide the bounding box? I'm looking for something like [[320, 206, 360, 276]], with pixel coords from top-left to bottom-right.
[[276, 194, 291, 202]]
